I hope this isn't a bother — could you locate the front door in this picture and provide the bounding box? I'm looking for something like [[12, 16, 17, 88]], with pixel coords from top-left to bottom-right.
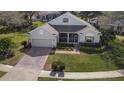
[[69, 33, 78, 43], [74, 34, 78, 43]]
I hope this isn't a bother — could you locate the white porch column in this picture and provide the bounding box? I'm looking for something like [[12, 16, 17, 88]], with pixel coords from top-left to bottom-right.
[[67, 32, 69, 43]]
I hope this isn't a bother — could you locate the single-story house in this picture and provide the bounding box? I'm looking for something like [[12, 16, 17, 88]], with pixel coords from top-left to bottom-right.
[[29, 12, 101, 48]]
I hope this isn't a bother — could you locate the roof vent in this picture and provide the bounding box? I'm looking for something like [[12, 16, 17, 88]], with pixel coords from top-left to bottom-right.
[[63, 18, 69, 23]]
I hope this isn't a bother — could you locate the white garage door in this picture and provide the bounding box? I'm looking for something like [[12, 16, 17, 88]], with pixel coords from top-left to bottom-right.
[[32, 39, 53, 47]]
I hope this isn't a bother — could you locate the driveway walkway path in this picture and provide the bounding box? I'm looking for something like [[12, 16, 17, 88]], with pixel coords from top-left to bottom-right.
[[0, 47, 51, 81], [39, 70, 124, 79]]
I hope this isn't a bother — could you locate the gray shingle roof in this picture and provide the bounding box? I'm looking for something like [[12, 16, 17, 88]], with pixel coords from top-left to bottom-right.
[[49, 24, 87, 32]]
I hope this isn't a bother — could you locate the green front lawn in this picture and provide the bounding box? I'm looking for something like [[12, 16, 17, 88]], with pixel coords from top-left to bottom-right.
[[0, 71, 6, 77], [44, 53, 119, 72], [0, 31, 28, 66], [38, 77, 124, 81]]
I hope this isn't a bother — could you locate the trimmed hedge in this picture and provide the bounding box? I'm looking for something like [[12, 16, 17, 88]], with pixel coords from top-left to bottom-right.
[[79, 43, 104, 54], [57, 43, 74, 51]]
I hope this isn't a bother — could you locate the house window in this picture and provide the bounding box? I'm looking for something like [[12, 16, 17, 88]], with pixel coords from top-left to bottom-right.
[[59, 33, 68, 42], [63, 18, 69, 23], [85, 36, 94, 43], [69, 33, 78, 43]]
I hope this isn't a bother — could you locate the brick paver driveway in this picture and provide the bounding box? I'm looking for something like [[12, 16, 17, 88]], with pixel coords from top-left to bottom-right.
[[0, 47, 51, 81]]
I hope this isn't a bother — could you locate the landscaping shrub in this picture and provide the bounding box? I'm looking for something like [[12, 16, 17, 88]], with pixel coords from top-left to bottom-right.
[[21, 41, 32, 49], [0, 37, 15, 58], [28, 25, 37, 30], [51, 61, 65, 72], [79, 43, 104, 54], [21, 41, 27, 48], [6, 50, 15, 58], [0, 50, 15, 58], [101, 40, 124, 68], [100, 29, 116, 47], [0, 26, 8, 34], [0, 38, 14, 52], [58, 43, 74, 47], [57, 43, 74, 51]]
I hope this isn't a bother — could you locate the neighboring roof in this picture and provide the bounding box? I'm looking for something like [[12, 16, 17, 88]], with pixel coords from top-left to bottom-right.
[[50, 25, 86, 32], [110, 18, 124, 26], [37, 11, 60, 16]]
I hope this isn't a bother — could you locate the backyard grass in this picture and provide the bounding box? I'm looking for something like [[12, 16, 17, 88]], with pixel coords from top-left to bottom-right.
[[0, 31, 28, 66], [0, 71, 6, 77], [38, 77, 124, 81], [32, 21, 46, 27], [44, 53, 119, 72]]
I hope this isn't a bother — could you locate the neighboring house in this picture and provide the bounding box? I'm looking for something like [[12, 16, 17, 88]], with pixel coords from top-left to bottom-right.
[[109, 19, 124, 35], [29, 12, 101, 48], [32, 11, 60, 22]]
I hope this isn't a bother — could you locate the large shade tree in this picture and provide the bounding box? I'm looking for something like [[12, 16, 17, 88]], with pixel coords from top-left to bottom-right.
[[78, 11, 103, 20], [0, 11, 26, 27], [22, 11, 37, 25]]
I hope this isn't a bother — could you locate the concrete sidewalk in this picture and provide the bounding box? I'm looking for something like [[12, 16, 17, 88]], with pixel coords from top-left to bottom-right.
[[55, 50, 80, 54], [0, 64, 13, 72], [39, 70, 124, 79]]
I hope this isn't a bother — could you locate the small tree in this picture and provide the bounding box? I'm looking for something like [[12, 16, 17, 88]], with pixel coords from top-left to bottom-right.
[[100, 29, 116, 47], [51, 61, 65, 72], [23, 11, 36, 25]]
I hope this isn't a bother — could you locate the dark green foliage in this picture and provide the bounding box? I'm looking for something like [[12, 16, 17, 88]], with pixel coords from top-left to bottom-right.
[[0, 50, 15, 58], [100, 29, 116, 47], [101, 40, 124, 68], [57, 43, 74, 47], [21, 41, 32, 48], [57, 43, 74, 51], [28, 25, 37, 30], [0, 38, 14, 52], [0, 26, 8, 34], [79, 43, 104, 54], [0, 37, 15, 58], [21, 41, 27, 48], [52, 61, 65, 72]]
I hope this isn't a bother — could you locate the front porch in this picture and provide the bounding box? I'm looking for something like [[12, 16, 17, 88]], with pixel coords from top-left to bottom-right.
[[59, 32, 78, 44]]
